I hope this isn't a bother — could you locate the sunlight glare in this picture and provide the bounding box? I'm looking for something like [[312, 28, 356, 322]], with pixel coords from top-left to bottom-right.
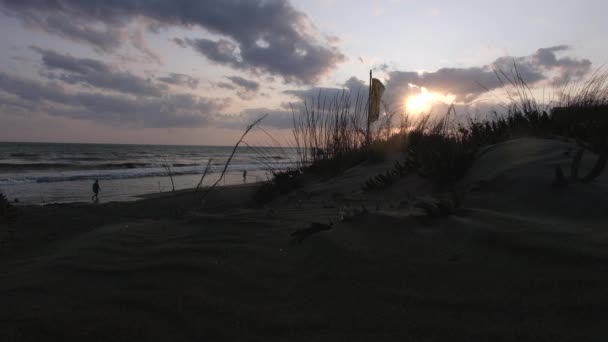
[[405, 86, 455, 114]]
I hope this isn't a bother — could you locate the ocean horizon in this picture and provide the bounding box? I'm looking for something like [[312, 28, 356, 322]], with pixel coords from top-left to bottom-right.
[[0, 141, 298, 204]]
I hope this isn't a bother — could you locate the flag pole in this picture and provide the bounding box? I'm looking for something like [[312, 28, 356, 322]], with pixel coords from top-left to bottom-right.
[[367, 69, 372, 147]]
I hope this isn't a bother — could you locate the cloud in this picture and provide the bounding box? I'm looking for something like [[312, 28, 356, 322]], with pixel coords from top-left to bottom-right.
[[43, 17, 120, 52], [226, 76, 260, 92], [531, 45, 592, 84], [284, 76, 368, 105], [383, 45, 592, 105], [216, 82, 236, 90], [157, 73, 200, 89], [214, 108, 293, 130], [215, 75, 261, 100], [280, 77, 369, 124], [1, 0, 345, 84], [129, 25, 163, 64], [0, 71, 228, 128], [32, 47, 167, 97]]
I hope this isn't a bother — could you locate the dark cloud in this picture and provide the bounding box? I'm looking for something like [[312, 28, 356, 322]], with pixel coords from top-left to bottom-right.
[[216, 82, 236, 90], [284, 76, 367, 104], [343, 77, 367, 92], [184, 38, 242, 66], [1, 0, 345, 83], [215, 76, 261, 100], [0, 71, 228, 128], [172, 38, 188, 49], [157, 73, 199, 89], [226, 76, 260, 92], [180, 35, 344, 84], [531, 45, 592, 84], [384, 68, 505, 105], [384, 45, 592, 105], [32, 47, 109, 74], [32, 47, 166, 97], [44, 16, 120, 52]]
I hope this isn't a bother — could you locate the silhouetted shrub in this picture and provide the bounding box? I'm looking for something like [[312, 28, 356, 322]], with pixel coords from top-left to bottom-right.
[[251, 169, 303, 205]]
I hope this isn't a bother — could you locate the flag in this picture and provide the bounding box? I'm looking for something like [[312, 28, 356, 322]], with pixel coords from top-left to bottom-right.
[[369, 78, 385, 123]]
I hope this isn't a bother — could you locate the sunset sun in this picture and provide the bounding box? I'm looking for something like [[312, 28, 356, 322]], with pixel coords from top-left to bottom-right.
[[406, 88, 435, 113], [405, 87, 455, 114]]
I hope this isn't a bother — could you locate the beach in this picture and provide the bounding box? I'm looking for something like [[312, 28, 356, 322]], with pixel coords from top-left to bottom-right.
[[2, 138, 608, 341]]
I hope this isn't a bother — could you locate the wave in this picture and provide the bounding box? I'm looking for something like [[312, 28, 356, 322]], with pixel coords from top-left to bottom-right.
[[9, 153, 40, 158], [0, 162, 204, 171], [0, 163, 72, 170], [0, 161, 296, 186], [171, 163, 202, 167], [61, 156, 107, 161]]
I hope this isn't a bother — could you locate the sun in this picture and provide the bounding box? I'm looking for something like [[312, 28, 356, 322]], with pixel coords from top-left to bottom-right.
[[406, 89, 435, 113], [404, 87, 456, 114]]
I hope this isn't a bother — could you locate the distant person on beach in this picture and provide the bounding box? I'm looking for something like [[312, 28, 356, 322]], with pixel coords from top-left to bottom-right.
[[92, 179, 100, 202], [243, 169, 247, 183]]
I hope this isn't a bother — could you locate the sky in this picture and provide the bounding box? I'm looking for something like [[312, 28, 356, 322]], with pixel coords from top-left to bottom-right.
[[0, 0, 606, 145]]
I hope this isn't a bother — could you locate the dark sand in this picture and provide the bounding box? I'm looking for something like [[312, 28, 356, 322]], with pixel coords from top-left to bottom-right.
[[1, 138, 608, 341]]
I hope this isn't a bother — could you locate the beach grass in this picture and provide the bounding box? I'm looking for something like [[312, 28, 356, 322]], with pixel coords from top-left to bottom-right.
[[252, 67, 608, 200]]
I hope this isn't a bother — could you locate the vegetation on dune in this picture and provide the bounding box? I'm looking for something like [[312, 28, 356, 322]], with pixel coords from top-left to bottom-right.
[[211, 63, 608, 209], [251, 67, 608, 202]]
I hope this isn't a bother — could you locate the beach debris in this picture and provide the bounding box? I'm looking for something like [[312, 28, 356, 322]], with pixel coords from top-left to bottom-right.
[[290, 222, 333, 245], [553, 144, 608, 187]]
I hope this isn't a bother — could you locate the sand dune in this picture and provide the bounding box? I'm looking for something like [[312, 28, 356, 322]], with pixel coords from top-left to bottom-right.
[[1, 138, 608, 341]]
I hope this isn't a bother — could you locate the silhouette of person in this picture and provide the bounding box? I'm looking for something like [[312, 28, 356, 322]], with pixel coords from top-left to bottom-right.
[[92, 179, 100, 202], [243, 169, 247, 183]]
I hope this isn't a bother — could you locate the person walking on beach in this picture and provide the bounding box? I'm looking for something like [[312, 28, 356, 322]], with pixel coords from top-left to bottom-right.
[[242, 169, 247, 183], [92, 179, 100, 202]]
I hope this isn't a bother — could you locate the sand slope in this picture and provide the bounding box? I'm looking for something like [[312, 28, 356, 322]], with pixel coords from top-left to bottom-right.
[[1, 138, 608, 341]]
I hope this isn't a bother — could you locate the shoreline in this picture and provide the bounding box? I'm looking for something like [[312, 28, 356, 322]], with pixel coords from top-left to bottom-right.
[[2, 170, 270, 206], [8, 179, 266, 207]]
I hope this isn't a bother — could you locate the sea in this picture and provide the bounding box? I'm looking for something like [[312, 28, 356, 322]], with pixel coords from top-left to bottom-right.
[[0, 142, 298, 204]]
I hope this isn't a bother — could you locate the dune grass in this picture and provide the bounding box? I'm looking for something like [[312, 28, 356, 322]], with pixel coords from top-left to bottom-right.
[[242, 65, 608, 207], [200, 115, 268, 201], [256, 67, 608, 200]]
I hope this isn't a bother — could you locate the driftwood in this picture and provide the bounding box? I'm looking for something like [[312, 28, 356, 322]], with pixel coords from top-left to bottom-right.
[[554, 145, 608, 186]]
